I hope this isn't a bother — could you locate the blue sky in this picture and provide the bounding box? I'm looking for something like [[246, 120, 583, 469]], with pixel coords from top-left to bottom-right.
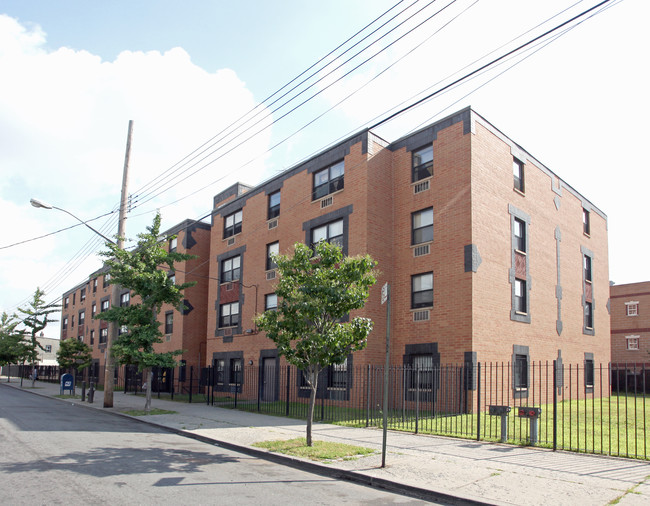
[[1, 0, 648, 334]]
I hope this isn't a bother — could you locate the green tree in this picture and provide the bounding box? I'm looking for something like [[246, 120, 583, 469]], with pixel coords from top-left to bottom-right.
[[97, 213, 196, 412], [0, 312, 29, 382], [57, 338, 92, 390], [17, 288, 59, 387], [255, 241, 376, 446]]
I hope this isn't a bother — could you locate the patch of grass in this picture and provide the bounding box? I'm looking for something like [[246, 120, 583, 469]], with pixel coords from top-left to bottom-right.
[[253, 437, 375, 462], [54, 394, 81, 399], [122, 408, 178, 416]]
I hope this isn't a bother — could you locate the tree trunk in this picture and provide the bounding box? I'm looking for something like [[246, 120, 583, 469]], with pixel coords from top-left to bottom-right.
[[144, 368, 153, 412], [306, 368, 319, 447]]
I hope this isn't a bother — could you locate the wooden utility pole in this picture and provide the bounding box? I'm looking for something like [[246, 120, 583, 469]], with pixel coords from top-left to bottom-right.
[[103, 120, 133, 408]]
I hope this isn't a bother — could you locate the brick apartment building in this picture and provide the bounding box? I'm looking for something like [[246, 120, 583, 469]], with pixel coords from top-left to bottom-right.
[[205, 107, 610, 394], [60, 107, 610, 398], [60, 220, 211, 383], [610, 281, 650, 390]]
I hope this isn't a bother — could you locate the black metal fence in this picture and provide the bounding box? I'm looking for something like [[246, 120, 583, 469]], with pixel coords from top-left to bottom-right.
[[204, 361, 649, 460]]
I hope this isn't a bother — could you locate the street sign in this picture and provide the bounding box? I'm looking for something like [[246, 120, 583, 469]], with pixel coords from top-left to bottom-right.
[[381, 282, 388, 304]]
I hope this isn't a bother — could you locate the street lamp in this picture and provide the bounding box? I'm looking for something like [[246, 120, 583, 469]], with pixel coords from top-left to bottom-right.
[[30, 197, 121, 408], [30, 198, 115, 245]]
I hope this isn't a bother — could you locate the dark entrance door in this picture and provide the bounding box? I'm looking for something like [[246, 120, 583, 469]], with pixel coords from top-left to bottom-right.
[[262, 358, 277, 401]]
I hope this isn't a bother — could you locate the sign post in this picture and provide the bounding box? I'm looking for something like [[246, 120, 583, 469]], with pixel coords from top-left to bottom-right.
[[381, 282, 390, 468]]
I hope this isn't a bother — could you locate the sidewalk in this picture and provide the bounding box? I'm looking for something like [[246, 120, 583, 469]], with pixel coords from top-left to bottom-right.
[[3, 378, 649, 505]]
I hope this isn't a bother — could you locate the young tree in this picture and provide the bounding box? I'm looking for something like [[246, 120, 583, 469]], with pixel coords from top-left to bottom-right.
[[17, 288, 59, 387], [57, 338, 92, 391], [255, 241, 376, 446], [0, 312, 28, 382], [97, 213, 196, 412]]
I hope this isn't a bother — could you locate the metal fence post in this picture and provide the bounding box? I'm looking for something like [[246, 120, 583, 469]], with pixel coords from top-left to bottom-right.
[[476, 362, 481, 441], [553, 360, 557, 451], [286, 366, 291, 417], [189, 366, 193, 404], [366, 365, 371, 427]]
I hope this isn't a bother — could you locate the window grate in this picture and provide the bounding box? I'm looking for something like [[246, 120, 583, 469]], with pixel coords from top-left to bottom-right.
[[413, 244, 430, 257], [413, 310, 430, 322], [414, 180, 430, 194], [320, 196, 333, 209], [227, 237, 235, 246], [268, 219, 278, 230], [266, 270, 276, 281]]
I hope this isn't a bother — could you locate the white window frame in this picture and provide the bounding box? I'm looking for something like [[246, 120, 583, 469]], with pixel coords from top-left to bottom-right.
[[626, 335, 640, 350], [626, 301, 639, 317]]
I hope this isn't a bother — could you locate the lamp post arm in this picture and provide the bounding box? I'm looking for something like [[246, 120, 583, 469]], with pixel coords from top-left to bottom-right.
[[52, 206, 115, 245]]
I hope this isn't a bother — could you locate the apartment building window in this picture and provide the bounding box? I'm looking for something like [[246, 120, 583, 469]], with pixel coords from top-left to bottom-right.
[[80, 288, 86, 302], [169, 237, 177, 253], [223, 210, 243, 239], [313, 160, 344, 200], [221, 255, 241, 283], [626, 301, 639, 316], [168, 273, 176, 285], [90, 330, 95, 345], [268, 191, 280, 219], [581, 246, 594, 334], [583, 208, 590, 236], [514, 279, 527, 314], [99, 328, 108, 344], [410, 354, 434, 391], [72, 293, 76, 305], [514, 218, 526, 252], [411, 272, 433, 309], [626, 335, 640, 350], [118, 325, 128, 336], [265, 293, 278, 311], [79, 310, 85, 326], [103, 273, 111, 287], [92, 302, 96, 317], [219, 302, 239, 328], [120, 292, 130, 307], [62, 317, 68, 330], [584, 353, 594, 393], [514, 354, 528, 389], [266, 242, 279, 271], [412, 208, 433, 245], [412, 145, 433, 182], [311, 219, 343, 249], [513, 157, 525, 193], [64, 296, 69, 308], [165, 312, 173, 334], [101, 299, 109, 312], [584, 255, 592, 283], [93, 278, 97, 293], [71, 315, 75, 329], [584, 301, 593, 329], [230, 358, 242, 384]]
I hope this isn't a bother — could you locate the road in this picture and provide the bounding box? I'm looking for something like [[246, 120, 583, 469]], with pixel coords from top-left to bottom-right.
[[0, 385, 429, 505]]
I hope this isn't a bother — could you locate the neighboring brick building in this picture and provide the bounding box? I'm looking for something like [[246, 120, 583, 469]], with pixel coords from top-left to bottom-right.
[[205, 107, 610, 396], [610, 281, 650, 390], [60, 220, 211, 384]]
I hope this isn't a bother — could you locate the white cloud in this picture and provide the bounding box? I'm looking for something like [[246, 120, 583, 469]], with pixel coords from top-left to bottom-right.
[[0, 14, 273, 332]]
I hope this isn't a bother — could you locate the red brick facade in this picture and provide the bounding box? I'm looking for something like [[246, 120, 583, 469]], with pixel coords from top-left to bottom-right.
[[61, 107, 611, 392], [60, 220, 211, 381], [205, 108, 610, 376], [610, 281, 650, 366]]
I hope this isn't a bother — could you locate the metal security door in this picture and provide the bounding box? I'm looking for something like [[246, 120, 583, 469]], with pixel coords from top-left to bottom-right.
[[262, 358, 277, 401]]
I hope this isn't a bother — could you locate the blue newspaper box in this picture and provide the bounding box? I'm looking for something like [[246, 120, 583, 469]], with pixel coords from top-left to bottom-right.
[[60, 373, 74, 395]]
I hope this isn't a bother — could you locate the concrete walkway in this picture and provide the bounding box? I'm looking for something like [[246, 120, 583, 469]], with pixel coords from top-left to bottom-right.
[[3, 378, 649, 505]]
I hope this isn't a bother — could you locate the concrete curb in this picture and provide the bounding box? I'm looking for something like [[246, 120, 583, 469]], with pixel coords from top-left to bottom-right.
[[3, 382, 495, 505]]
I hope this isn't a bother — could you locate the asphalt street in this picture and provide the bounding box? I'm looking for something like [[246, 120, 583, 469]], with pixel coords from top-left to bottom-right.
[[0, 386, 430, 505]]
